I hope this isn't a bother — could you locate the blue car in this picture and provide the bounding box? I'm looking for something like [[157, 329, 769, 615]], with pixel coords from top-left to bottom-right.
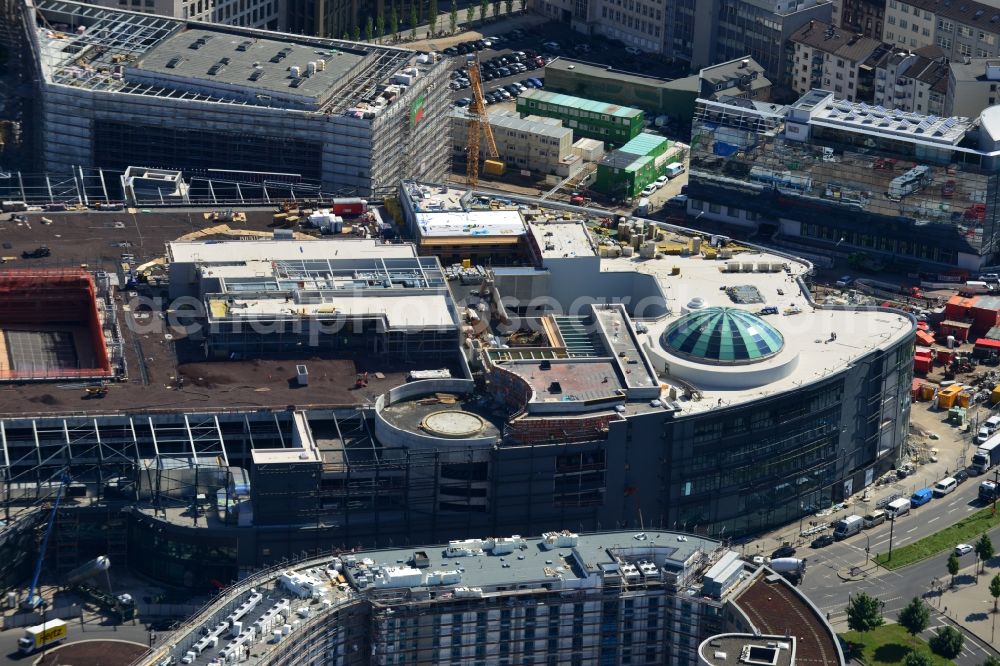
[[910, 487, 933, 507]]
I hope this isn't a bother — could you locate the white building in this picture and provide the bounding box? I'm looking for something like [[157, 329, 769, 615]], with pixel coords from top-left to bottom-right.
[[947, 58, 1000, 118], [790, 19, 889, 101], [450, 108, 582, 177], [882, 0, 1000, 60], [874, 49, 949, 115]]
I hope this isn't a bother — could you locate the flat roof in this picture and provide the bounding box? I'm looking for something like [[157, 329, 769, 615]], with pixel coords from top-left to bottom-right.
[[347, 530, 721, 591], [212, 293, 455, 328], [527, 220, 596, 258], [618, 133, 669, 157], [518, 89, 642, 119], [168, 238, 415, 263], [700, 634, 795, 666], [415, 210, 525, 239], [402, 181, 467, 212], [454, 108, 572, 139], [135, 28, 365, 107], [804, 96, 972, 146], [545, 57, 683, 90], [599, 247, 914, 415]]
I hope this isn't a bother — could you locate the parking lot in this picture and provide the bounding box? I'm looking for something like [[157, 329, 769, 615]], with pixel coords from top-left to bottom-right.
[[440, 23, 691, 111]]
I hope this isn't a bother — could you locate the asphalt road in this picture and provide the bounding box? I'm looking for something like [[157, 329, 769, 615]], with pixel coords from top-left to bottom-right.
[[789, 477, 1000, 664], [0, 615, 157, 664]]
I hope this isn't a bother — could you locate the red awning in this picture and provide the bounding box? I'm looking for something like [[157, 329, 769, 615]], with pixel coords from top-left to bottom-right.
[[915, 330, 935, 346], [975, 338, 1000, 351]]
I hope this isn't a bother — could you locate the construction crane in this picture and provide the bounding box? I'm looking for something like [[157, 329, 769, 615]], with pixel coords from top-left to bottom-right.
[[465, 54, 503, 188], [22, 475, 68, 610]]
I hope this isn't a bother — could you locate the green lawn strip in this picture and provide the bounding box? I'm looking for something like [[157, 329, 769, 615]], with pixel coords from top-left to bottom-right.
[[873, 505, 1000, 570], [841, 624, 954, 665]]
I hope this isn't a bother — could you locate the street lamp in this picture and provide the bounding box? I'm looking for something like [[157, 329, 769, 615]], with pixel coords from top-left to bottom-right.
[[863, 531, 871, 566], [887, 513, 896, 561]]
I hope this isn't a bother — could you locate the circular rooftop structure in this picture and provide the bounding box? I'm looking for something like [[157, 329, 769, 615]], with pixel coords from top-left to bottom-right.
[[661, 307, 784, 366], [420, 410, 487, 438]]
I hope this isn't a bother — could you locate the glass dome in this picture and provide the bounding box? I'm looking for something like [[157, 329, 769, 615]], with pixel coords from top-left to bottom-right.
[[660, 307, 784, 365]]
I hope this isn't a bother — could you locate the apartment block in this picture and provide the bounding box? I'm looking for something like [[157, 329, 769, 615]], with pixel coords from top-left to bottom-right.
[[948, 58, 1000, 117], [883, 0, 1000, 59], [839, 0, 885, 37], [790, 19, 891, 101], [85, 0, 279, 28], [874, 49, 949, 115]]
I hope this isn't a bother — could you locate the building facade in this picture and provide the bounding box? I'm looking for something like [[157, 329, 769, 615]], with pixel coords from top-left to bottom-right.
[[874, 50, 949, 116], [948, 58, 1000, 118], [515, 90, 645, 148], [688, 89, 1000, 270], [27, 0, 449, 198], [144, 530, 847, 666], [450, 109, 580, 177], [883, 0, 1000, 60], [594, 133, 684, 197], [839, 0, 885, 38], [790, 20, 890, 102]]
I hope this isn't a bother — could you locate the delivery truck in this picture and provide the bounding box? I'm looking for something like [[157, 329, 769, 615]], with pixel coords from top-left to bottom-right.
[[981, 480, 998, 502], [972, 434, 1000, 474], [18, 619, 67, 654]]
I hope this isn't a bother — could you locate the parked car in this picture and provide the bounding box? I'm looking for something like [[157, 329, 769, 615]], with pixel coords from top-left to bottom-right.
[[955, 543, 974, 556], [443, 47, 458, 56], [22, 246, 50, 259], [955, 468, 970, 484], [811, 534, 835, 549], [453, 98, 471, 107], [667, 194, 688, 207], [655, 175, 669, 189], [771, 544, 796, 559], [641, 183, 657, 196], [542, 41, 560, 51], [624, 46, 642, 55]]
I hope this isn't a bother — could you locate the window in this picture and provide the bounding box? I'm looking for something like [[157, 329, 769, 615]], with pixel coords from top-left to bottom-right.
[[911, 23, 918, 32], [959, 25, 974, 38], [888, 15, 895, 25], [959, 42, 973, 57], [900, 3, 908, 12], [938, 36, 952, 49], [899, 19, 907, 29], [923, 28, 930, 36], [939, 19, 954, 32]]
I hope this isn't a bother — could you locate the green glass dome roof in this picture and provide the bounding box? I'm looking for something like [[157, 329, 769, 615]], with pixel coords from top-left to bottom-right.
[[661, 307, 784, 365]]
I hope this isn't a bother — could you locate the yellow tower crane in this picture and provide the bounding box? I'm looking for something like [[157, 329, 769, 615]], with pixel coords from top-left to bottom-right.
[[466, 54, 504, 188]]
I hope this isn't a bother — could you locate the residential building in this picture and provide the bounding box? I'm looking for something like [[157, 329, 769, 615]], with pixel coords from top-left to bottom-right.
[[947, 58, 1000, 118], [594, 133, 686, 197], [883, 0, 1000, 60], [515, 89, 645, 147], [874, 50, 949, 115], [450, 108, 581, 178], [839, 0, 885, 37], [790, 19, 891, 101], [25, 0, 449, 198], [530, 0, 831, 91], [688, 88, 1000, 269], [144, 530, 847, 666]]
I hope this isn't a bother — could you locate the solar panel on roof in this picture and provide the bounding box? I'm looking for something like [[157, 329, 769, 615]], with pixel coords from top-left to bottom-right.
[[927, 115, 939, 123]]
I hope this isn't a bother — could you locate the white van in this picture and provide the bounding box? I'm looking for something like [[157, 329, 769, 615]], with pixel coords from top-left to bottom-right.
[[978, 427, 991, 445], [987, 416, 1000, 433], [886, 497, 911, 518], [933, 477, 957, 497], [664, 162, 685, 178]]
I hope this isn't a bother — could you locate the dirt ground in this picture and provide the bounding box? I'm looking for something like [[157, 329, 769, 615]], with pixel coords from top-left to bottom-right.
[[36, 639, 148, 666]]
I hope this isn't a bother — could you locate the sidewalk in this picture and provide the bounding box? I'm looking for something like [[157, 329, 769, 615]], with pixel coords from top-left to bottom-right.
[[930, 563, 1000, 652], [377, 7, 541, 49]]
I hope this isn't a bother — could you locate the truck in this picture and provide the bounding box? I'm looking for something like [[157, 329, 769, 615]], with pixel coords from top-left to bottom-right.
[[769, 557, 807, 584], [664, 162, 685, 178], [972, 433, 1000, 475], [980, 480, 997, 502], [833, 514, 863, 540], [18, 619, 67, 654]]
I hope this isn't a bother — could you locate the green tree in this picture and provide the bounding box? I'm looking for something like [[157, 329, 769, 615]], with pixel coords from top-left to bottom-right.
[[898, 597, 930, 636], [981, 657, 1000, 666], [376, 13, 385, 41], [479, 0, 488, 21], [389, 6, 399, 40], [365, 15, 374, 42], [449, 0, 458, 33], [466, 3, 474, 22], [978, 534, 996, 572], [929, 626, 964, 659], [352, 23, 361, 41], [429, 0, 439, 34], [846, 592, 884, 634], [992, 574, 1000, 612], [902, 653, 932, 666], [342, 31, 349, 40], [491, 0, 500, 17], [948, 553, 961, 587], [409, 1, 418, 39], [504, 0, 512, 14]]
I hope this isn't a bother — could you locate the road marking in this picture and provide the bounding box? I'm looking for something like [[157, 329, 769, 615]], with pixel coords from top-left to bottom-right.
[[928, 516, 940, 523], [906, 527, 919, 533], [948, 507, 958, 513]]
